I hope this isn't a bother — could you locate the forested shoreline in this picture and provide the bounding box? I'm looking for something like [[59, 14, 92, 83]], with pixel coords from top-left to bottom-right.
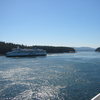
[[95, 47, 100, 52], [0, 41, 75, 55]]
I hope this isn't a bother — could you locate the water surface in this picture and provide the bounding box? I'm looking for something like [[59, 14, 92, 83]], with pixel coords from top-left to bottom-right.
[[0, 52, 100, 100]]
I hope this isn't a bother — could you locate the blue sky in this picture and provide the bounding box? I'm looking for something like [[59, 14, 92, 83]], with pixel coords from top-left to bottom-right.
[[0, 0, 100, 47]]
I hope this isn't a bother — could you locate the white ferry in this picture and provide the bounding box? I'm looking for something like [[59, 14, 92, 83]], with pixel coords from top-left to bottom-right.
[[6, 47, 47, 57]]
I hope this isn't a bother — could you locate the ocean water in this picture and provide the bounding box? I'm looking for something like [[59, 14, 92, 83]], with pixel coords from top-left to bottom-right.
[[0, 52, 100, 100]]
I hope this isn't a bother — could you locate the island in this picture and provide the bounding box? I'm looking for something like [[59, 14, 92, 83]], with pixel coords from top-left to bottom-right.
[[95, 47, 100, 52], [0, 41, 75, 55]]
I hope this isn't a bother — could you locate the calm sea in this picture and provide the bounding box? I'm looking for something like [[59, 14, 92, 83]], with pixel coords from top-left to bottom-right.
[[0, 52, 100, 100]]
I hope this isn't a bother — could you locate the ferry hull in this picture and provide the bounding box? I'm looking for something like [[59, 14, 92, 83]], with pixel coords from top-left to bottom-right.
[[6, 54, 47, 57]]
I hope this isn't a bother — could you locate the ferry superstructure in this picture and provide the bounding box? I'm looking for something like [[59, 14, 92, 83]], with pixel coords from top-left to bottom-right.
[[6, 47, 47, 57]]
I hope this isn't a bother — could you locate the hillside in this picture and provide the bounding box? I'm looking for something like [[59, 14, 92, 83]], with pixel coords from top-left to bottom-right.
[[95, 47, 100, 52], [74, 47, 95, 52], [0, 42, 75, 55]]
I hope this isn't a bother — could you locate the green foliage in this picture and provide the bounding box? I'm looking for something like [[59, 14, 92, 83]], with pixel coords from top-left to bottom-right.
[[95, 47, 100, 52], [33, 46, 75, 53], [0, 41, 75, 55]]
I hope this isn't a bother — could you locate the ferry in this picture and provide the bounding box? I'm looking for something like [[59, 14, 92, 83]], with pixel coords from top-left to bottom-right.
[[6, 47, 47, 57]]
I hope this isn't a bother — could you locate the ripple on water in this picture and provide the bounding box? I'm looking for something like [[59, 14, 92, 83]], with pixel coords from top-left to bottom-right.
[[0, 52, 100, 100], [12, 85, 65, 100]]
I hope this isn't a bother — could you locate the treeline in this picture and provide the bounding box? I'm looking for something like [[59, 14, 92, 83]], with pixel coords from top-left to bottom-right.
[[0, 41, 75, 55], [33, 46, 75, 53], [95, 47, 100, 52]]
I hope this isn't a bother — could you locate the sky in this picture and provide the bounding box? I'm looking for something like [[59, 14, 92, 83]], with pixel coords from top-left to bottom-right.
[[0, 0, 100, 48]]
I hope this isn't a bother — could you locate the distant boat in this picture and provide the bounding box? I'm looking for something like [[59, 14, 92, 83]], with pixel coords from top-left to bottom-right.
[[6, 47, 47, 57]]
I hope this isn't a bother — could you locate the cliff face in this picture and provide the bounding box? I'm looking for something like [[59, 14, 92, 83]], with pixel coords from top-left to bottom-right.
[[0, 41, 75, 54], [95, 47, 100, 52]]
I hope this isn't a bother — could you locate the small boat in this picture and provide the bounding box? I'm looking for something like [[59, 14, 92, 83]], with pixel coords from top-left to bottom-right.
[[6, 47, 47, 57]]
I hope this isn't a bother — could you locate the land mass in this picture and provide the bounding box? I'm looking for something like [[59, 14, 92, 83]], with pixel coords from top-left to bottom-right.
[[74, 47, 95, 52], [95, 47, 100, 52], [0, 41, 75, 55]]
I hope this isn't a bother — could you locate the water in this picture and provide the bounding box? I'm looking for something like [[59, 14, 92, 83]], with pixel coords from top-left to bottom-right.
[[0, 52, 100, 100]]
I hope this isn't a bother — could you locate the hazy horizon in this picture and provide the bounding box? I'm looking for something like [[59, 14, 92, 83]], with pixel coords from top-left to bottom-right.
[[0, 0, 100, 48], [0, 41, 97, 49]]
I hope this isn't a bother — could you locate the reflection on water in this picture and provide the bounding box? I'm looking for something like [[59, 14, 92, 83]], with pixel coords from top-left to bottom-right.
[[0, 52, 100, 100]]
